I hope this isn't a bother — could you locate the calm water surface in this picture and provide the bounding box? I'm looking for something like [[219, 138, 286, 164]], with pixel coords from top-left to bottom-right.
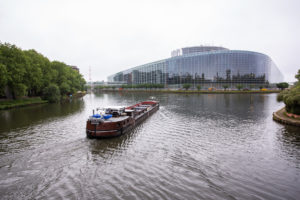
[[0, 93, 299, 200]]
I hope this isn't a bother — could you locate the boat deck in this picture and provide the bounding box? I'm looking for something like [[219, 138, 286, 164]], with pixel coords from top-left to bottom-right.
[[104, 116, 129, 122]]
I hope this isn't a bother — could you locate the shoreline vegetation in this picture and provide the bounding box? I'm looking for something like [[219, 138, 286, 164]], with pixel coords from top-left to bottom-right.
[[0, 97, 47, 110], [0, 91, 86, 110], [0, 42, 86, 108], [92, 88, 281, 94], [274, 69, 300, 126]]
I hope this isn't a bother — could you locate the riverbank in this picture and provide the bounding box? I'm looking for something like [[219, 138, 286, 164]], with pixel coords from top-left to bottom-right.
[[273, 107, 300, 127], [95, 89, 281, 94], [0, 97, 48, 110], [0, 92, 87, 110], [61, 91, 87, 102]]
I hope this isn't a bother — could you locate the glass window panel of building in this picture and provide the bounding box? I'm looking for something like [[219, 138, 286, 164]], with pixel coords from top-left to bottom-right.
[[108, 46, 283, 88]]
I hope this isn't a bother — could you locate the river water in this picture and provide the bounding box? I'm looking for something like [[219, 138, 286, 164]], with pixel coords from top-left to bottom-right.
[[0, 92, 299, 200]]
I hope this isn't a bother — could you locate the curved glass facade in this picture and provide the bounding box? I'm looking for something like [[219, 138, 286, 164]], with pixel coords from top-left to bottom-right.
[[108, 47, 283, 88]]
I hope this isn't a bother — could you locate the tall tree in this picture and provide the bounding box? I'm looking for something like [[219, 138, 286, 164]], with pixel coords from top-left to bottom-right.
[[276, 82, 289, 90], [0, 64, 8, 96], [0, 42, 86, 100]]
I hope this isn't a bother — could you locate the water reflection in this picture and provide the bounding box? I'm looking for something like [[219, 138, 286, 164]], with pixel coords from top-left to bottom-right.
[[0, 99, 84, 134], [275, 125, 300, 165]]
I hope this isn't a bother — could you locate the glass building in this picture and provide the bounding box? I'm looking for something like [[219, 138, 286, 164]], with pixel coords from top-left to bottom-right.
[[108, 46, 283, 88]]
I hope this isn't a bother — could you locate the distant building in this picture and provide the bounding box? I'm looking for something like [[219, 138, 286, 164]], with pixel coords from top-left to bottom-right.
[[69, 65, 79, 72], [108, 46, 284, 88]]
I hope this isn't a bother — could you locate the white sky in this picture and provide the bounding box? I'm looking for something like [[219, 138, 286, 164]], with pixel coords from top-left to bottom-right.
[[0, 0, 299, 82]]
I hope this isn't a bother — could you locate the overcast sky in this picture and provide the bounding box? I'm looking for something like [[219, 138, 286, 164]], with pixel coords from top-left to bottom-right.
[[1, 0, 299, 82]]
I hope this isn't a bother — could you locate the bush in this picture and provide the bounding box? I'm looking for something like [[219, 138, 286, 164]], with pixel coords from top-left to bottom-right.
[[183, 83, 191, 90], [278, 85, 300, 114], [277, 69, 300, 114], [277, 69, 300, 115], [42, 84, 61, 103], [196, 85, 201, 91], [277, 90, 288, 101]]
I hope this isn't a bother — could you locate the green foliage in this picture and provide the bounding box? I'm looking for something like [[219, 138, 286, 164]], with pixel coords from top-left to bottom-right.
[[277, 71, 300, 114], [277, 90, 289, 102], [196, 85, 201, 91], [223, 85, 229, 90], [0, 42, 86, 99], [42, 84, 61, 103], [183, 83, 191, 90], [95, 85, 104, 89], [295, 69, 300, 81], [13, 83, 27, 98], [236, 84, 243, 90], [0, 43, 27, 98], [0, 63, 8, 95], [59, 82, 71, 95], [280, 85, 300, 114], [276, 82, 289, 90], [0, 64, 8, 86]]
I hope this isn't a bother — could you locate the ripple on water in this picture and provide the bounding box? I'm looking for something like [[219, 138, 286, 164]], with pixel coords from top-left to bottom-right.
[[0, 94, 300, 200]]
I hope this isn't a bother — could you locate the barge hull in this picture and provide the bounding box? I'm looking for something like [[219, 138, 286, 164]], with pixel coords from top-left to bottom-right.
[[86, 103, 159, 139]]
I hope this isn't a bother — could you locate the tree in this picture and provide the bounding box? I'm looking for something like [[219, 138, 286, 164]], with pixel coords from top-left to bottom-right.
[[13, 83, 27, 98], [295, 69, 300, 82], [59, 82, 71, 95], [196, 85, 201, 91], [183, 83, 191, 90], [0, 43, 27, 99], [23, 50, 45, 96], [223, 85, 229, 91], [276, 82, 289, 90], [0, 42, 86, 100], [0, 64, 8, 95], [85, 85, 91, 91], [236, 84, 243, 91], [42, 84, 61, 103]]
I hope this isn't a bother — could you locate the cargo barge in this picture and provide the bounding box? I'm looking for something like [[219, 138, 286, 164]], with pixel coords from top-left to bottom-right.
[[86, 100, 159, 138]]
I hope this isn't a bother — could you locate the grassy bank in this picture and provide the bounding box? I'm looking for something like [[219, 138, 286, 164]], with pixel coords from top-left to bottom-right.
[[0, 97, 48, 110], [96, 89, 281, 94]]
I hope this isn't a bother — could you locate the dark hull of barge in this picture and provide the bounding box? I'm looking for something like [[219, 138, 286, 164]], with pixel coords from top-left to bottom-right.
[[86, 102, 159, 139]]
